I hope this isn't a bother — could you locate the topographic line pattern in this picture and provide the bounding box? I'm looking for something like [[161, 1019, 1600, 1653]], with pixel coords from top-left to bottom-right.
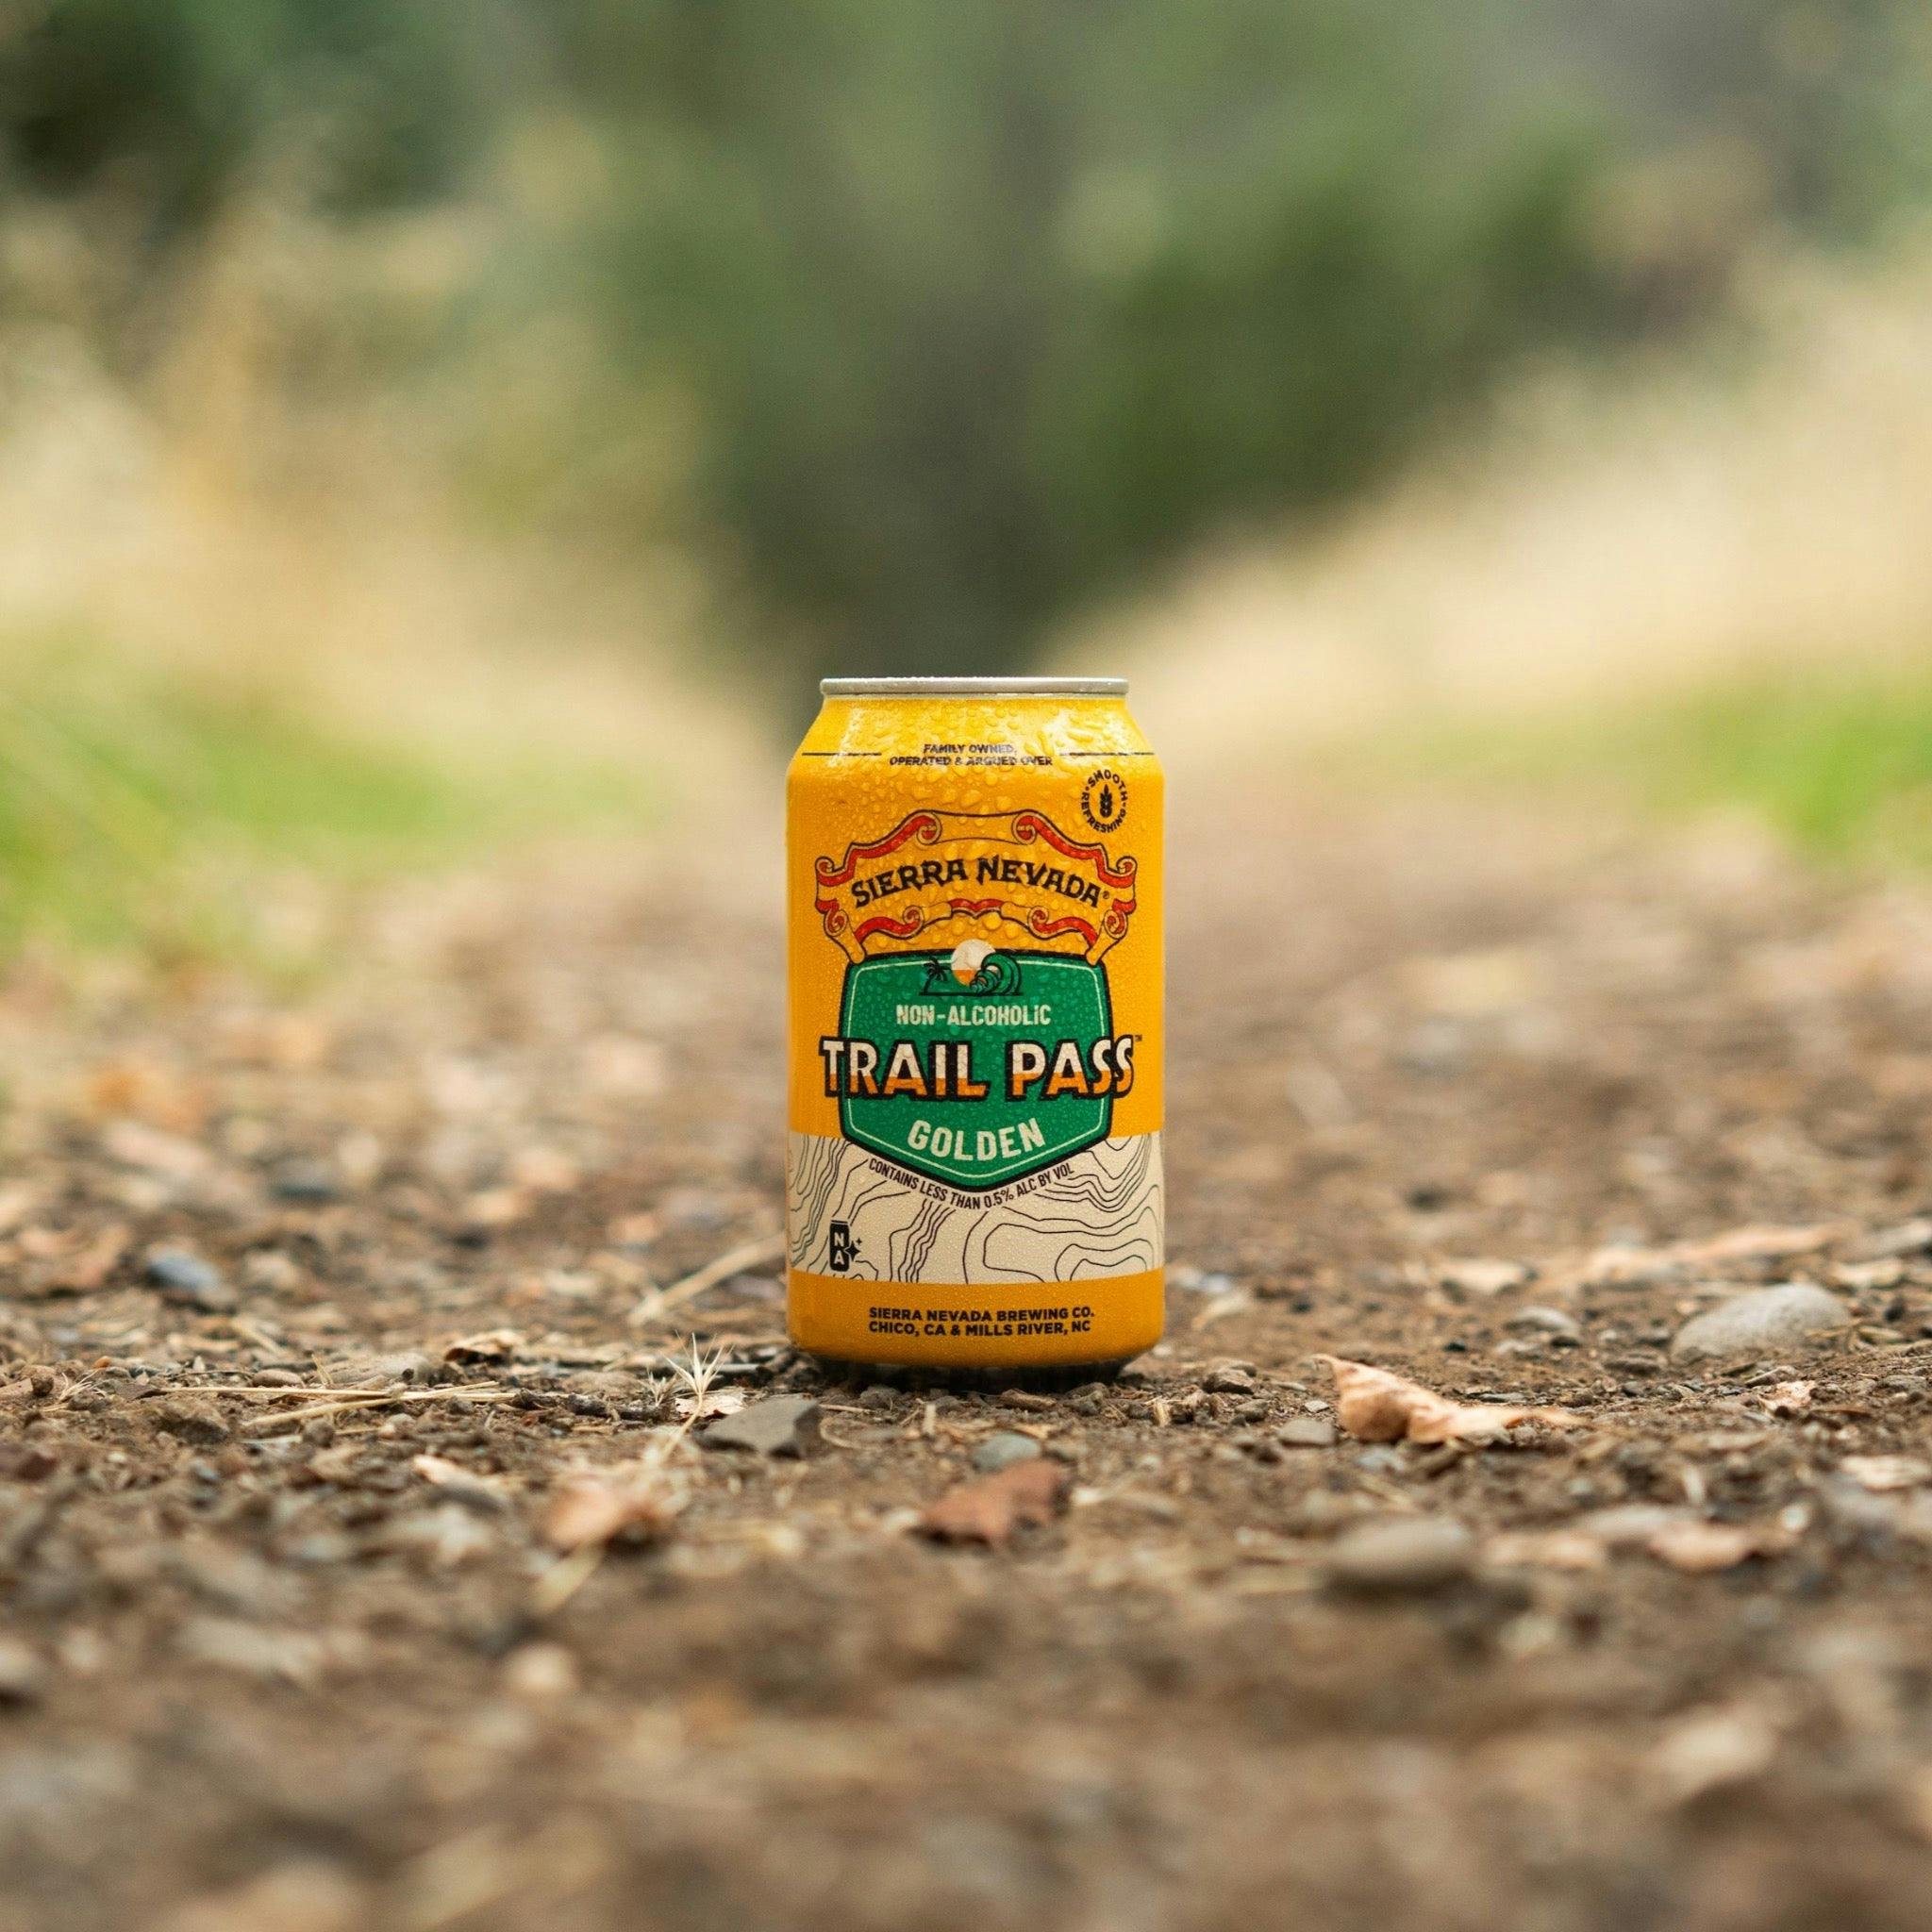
[[786, 1132, 1163, 1286]]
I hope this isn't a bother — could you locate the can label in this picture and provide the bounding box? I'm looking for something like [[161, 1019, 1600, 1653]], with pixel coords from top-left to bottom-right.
[[788, 698, 1162, 1367]]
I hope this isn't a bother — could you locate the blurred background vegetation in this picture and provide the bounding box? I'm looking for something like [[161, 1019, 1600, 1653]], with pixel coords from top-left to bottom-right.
[[3, 0, 1932, 946]]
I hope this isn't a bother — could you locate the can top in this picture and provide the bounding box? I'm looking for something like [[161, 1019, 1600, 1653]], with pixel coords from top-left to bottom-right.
[[819, 675, 1126, 698]]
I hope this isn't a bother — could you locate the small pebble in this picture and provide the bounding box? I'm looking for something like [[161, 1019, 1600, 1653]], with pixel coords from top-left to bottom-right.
[[1276, 1417, 1338, 1449], [1507, 1306, 1582, 1341], [1202, 1364, 1257, 1394], [1327, 1517, 1474, 1594], [1670, 1285, 1851, 1363], [145, 1250, 237, 1313], [146, 1397, 232, 1447], [503, 1642, 579, 1699], [972, 1432, 1042, 1474], [270, 1159, 340, 1204], [1440, 1258, 1532, 1296], [701, 1395, 821, 1457]]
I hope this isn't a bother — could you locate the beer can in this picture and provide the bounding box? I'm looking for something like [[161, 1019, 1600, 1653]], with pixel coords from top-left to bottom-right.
[[787, 676, 1163, 1374]]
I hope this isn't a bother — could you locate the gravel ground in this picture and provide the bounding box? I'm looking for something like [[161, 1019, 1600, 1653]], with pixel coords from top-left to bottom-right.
[[8, 792, 1932, 1931]]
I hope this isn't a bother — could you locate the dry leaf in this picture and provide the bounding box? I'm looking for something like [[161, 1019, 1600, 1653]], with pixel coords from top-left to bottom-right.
[[675, 1386, 748, 1423], [412, 1454, 508, 1504], [443, 1328, 523, 1364], [541, 1469, 679, 1551], [46, 1225, 130, 1294], [1646, 1519, 1775, 1573], [1319, 1357, 1581, 1446], [1840, 1455, 1932, 1492], [920, 1457, 1069, 1547]]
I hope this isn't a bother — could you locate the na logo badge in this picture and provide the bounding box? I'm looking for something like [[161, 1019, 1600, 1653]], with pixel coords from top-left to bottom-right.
[[827, 1221, 858, 1273]]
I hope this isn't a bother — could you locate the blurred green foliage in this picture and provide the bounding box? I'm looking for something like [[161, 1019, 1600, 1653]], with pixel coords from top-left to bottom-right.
[[1373, 664, 1932, 867], [0, 644, 654, 956], [4, 0, 1929, 675], [556, 3, 1610, 674], [0, 0, 504, 227]]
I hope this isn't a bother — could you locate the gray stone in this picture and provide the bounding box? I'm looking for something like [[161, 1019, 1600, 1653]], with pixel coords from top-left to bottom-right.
[[1276, 1416, 1338, 1449], [1202, 1364, 1257, 1394], [1327, 1517, 1474, 1593], [972, 1432, 1043, 1474], [146, 1397, 232, 1447], [145, 1248, 237, 1312], [701, 1394, 821, 1457], [1577, 1503, 1690, 1547], [271, 1159, 340, 1203], [1507, 1306, 1582, 1341], [1670, 1284, 1850, 1363]]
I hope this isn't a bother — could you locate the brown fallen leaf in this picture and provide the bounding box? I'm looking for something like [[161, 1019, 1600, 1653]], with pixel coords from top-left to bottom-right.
[[1319, 1357, 1582, 1446], [1646, 1519, 1781, 1573], [541, 1468, 680, 1551], [674, 1386, 748, 1423], [412, 1454, 509, 1507], [443, 1328, 523, 1365], [920, 1457, 1069, 1547], [43, 1225, 131, 1295]]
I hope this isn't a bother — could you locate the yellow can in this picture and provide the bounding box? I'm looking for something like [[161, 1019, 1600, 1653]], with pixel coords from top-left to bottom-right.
[[787, 676, 1163, 1374]]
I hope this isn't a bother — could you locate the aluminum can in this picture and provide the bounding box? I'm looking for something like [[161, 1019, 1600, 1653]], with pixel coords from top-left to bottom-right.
[[787, 676, 1163, 1373]]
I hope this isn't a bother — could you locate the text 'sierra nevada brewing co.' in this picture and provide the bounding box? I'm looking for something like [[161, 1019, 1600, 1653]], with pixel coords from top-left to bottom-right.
[[787, 676, 1163, 1372]]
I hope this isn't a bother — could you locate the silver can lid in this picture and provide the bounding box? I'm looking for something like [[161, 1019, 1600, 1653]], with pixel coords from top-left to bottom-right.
[[820, 675, 1126, 698]]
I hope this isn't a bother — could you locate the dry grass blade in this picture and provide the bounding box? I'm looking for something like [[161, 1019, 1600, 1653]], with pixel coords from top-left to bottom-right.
[[626, 1232, 785, 1329], [238, 1389, 519, 1436]]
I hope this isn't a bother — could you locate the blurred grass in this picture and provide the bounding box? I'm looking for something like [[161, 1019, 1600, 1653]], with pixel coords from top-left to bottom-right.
[[1374, 661, 1932, 864], [0, 638, 657, 958]]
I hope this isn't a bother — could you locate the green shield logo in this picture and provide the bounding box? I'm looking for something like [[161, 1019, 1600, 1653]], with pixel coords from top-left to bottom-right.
[[836, 950, 1113, 1189]]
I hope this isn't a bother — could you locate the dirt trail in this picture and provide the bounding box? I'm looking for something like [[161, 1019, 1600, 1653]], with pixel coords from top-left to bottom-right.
[[8, 790, 1932, 1931]]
